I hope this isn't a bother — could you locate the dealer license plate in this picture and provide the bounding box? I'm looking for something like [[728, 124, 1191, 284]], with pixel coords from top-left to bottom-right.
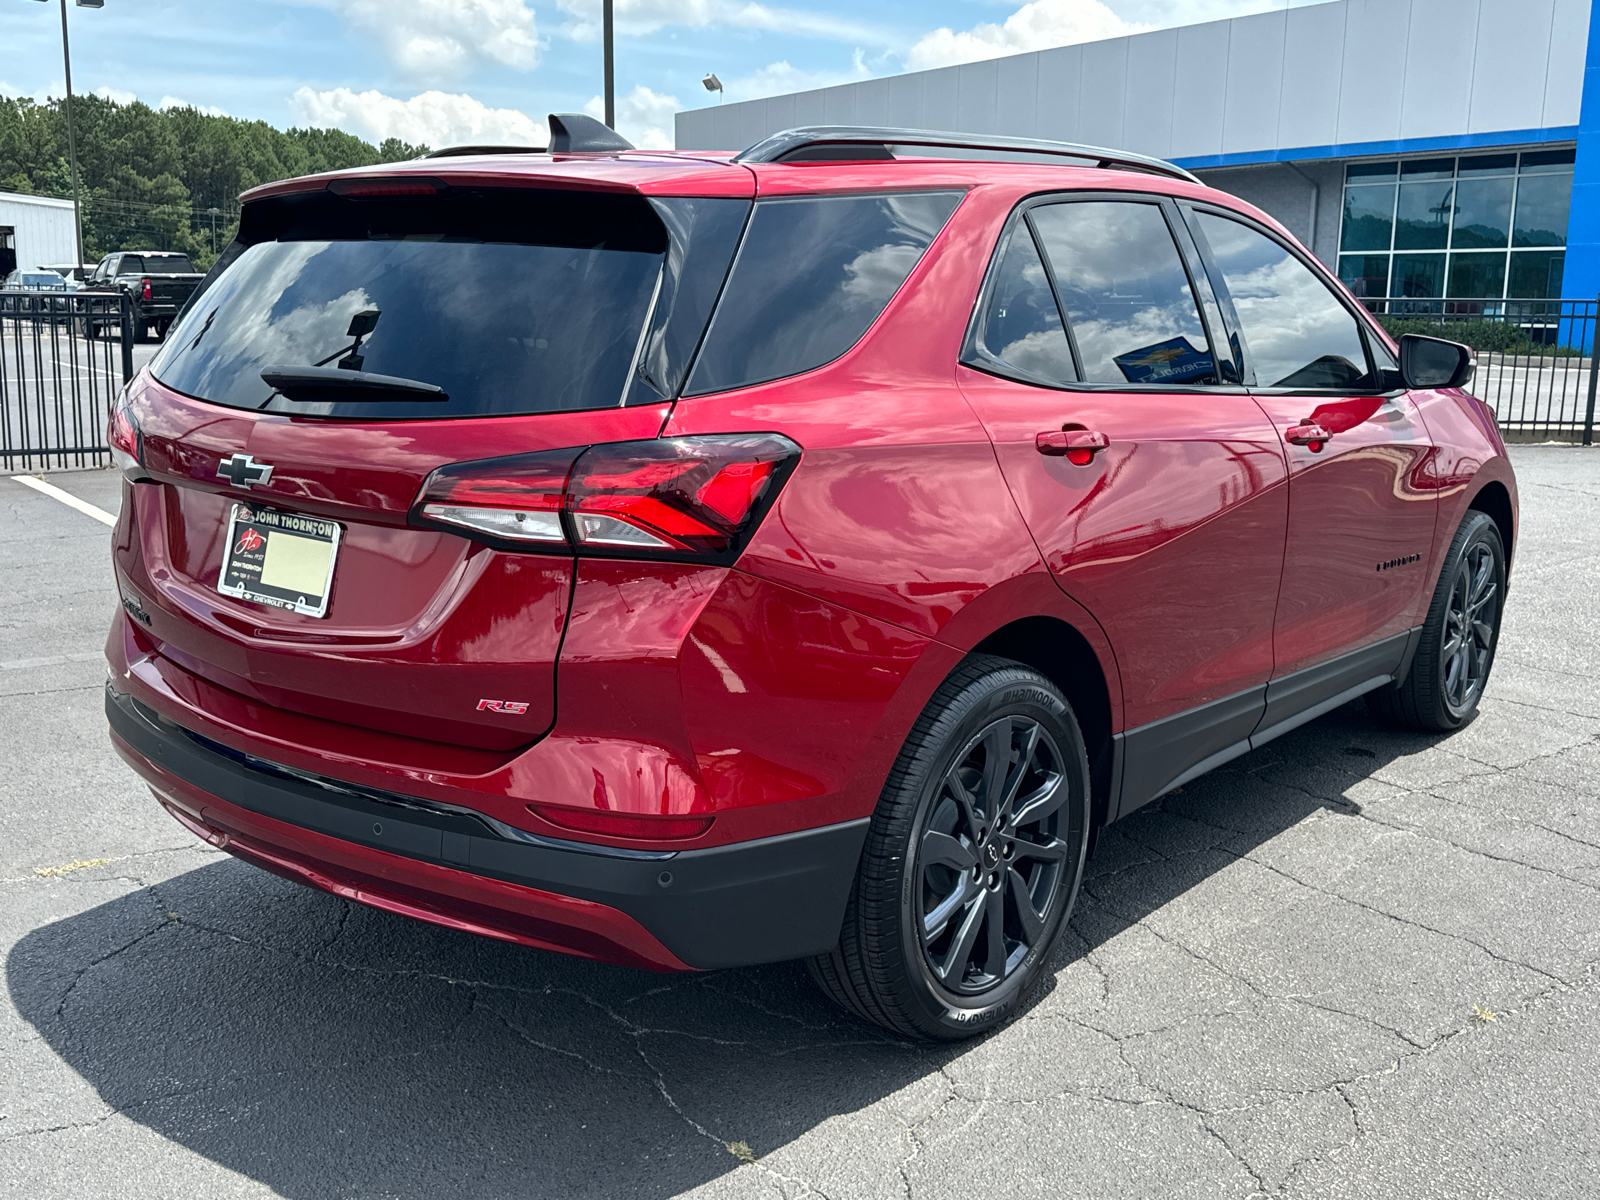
[[217, 504, 342, 618]]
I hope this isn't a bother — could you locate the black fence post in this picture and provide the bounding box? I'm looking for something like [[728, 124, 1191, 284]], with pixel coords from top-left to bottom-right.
[[119, 293, 134, 386]]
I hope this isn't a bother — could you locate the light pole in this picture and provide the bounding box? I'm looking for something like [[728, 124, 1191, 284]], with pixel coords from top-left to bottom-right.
[[27, 0, 104, 268], [207, 206, 220, 256], [702, 74, 723, 105]]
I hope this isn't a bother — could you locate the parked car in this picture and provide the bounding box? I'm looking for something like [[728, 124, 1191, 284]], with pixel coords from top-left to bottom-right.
[[1, 267, 75, 322], [41, 262, 94, 286], [82, 249, 203, 341], [104, 118, 1516, 1040]]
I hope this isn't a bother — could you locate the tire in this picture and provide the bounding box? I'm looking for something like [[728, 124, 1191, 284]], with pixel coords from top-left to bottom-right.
[[133, 319, 149, 344], [808, 655, 1091, 1041], [1368, 510, 1505, 732]]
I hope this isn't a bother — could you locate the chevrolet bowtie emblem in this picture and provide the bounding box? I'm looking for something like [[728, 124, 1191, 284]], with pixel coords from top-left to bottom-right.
[[217, 453, 274, 489]]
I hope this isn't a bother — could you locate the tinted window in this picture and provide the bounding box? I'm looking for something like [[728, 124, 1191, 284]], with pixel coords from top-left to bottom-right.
[[151, 188, 668, 419], [974, 223, 1075, 383], [119, 256, 144, 274], [1030, 201, 1215, 386], [685, 191, 961, 395], [144, 254, 196, 273], [1194, 212, 1374, 391]]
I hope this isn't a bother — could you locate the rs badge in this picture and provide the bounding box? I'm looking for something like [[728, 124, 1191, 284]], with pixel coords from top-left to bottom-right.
[[477, 699, 529, 714]]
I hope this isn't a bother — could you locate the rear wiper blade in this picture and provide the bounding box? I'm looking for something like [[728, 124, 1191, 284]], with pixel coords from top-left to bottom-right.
[[259, 365, 449, 403]]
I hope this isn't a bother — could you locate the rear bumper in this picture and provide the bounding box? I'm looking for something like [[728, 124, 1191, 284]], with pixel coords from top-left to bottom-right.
[[107, 684, 866, 971]]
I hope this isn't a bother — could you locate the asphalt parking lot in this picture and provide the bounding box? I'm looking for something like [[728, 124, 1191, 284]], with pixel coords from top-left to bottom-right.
[[3, 447, 1598, 1199]]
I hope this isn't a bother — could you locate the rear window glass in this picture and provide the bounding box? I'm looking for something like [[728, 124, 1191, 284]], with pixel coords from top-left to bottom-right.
[[150, 189, 669, 419], [1029, 201, 1216, 386], [685, 191, 962, 395], [140, 255, 195, 273], [974, 224, 1076, 383]]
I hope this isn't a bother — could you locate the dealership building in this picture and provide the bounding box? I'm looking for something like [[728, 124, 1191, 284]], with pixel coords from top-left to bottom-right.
[[676, 0, 1600, 307]]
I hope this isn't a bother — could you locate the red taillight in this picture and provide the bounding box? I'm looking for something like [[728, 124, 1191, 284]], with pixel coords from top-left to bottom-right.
[[412, 435, 801, 563], [140, 277, 152, 301], [529, 805, 714, 842], [328, 176, 445, 198], [108, 391, 141, 474]]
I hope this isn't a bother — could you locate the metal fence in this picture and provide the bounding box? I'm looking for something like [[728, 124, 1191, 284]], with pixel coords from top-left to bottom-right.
[[1360, 297, 1599, 444], [0, 290, 133, 472]]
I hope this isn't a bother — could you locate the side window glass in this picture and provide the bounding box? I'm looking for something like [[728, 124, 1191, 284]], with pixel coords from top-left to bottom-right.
[[1029, 201, 1216, 386], [1193, 212, 1375, 391], [974, 223, 1076, 383], [686, 191, 962, 395]]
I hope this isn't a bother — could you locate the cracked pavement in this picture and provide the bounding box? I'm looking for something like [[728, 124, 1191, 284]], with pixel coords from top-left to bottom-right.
[[3, 448, 1598, 1199]]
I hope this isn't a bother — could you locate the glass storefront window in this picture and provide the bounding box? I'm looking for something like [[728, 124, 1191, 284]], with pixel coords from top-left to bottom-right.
[[1341, 185, 1395, 252], [1451, 177, 1515, 249], [1337, 150, 1573, 300], [1512, 172, 1571, 247], [1391, 254, 1446, 298], [1394, 181, 1454, 249], [1508, 251, 1564, 298], [1338, 254, 1390, 297], [1448, 252, 1507, 298]]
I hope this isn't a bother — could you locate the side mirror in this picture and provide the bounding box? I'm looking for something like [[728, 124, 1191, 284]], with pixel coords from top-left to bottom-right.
[[1398, 333, 1473, 390]]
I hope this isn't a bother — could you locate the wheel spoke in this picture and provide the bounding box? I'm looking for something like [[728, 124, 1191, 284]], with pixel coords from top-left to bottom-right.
[[942, 773, 981, 838], [981, 886, 1007, 978], [1009, 867, 1044, 945], [922, 830, 977, 872], [977, 722, 1013, 816], [997, 723, 1041, 821], [923, 875, 977, 943], [1012, 835, 1070, 863], [936, 890, 987, 983], [1010, 775, 1065, 831]]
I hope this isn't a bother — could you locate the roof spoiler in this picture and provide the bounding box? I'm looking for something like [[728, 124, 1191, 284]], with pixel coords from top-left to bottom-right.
[[734, 125, 1202, 184]]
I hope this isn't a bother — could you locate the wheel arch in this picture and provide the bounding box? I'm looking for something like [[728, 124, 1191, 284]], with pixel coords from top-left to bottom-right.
[[970, 616, 1116, 831], [1467, 479, 1515, 572]]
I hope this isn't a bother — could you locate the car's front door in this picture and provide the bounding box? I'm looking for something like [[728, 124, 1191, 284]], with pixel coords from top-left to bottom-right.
[[957, 194, 1290, 813], [1182, 205, 1439, 734]]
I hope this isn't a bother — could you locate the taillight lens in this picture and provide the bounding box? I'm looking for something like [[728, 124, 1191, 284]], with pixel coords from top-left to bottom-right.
[[108, 390, 141, 474], [141, 277, 152, 301], [412, 434, 801, 564]]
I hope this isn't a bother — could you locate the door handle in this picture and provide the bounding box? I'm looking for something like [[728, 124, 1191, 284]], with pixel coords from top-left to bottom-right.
[[1036, 429, 1109, 464], [1285, 423, 1332, 451]]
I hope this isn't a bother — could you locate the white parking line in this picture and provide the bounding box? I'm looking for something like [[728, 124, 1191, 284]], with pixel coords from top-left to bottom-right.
[[9, 474, 117, 526]]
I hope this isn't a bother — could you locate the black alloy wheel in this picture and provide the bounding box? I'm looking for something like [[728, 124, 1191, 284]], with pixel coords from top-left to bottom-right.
[[917, 715, 1070, 994], [1370, 509, 1505, 732], [809, 655, 1090, 1040]]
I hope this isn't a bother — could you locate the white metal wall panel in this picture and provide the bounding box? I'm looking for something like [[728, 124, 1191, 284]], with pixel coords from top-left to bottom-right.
[[1337, 0, 1412, 145], [957, 59, 1002, 135], [1275, 2, 1346, 151], [995, 53, 1040, 140], [1468, 0, 1556, 134], [1220, 10, 1284, 156], [1399, 0, 1479, 139], [1034, 44, 1083, 143], [922, 66, 962, 132], [1545, 0, 1591, 128], [1171, 21, 1228, 160], [1077, 38, 1130, 149], [673, 0, 1590, 157], [0, 194, 77, 270], [1122, 28, 1178, 158]]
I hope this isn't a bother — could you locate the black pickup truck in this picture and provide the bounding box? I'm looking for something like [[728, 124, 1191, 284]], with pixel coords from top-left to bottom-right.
[[83, 250, 204, 342]]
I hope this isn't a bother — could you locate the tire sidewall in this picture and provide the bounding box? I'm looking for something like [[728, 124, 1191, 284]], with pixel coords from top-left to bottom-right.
[[890, 672, 1089, 1038]]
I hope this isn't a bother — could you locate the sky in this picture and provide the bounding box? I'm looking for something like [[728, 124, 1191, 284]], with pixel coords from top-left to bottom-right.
[[0, 0, 1326, 151]]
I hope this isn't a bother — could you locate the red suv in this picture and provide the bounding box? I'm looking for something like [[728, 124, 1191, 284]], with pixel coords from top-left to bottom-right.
[[105, 118, 1516, 1040]]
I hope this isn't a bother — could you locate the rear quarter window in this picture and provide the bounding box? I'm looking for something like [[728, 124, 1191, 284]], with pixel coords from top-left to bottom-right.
[[684, 191, 962, 395]]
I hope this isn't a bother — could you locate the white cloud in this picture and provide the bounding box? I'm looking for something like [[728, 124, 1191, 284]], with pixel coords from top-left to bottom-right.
[[720, 51, 874, 102], [291, 87, 546, 150], [330, 0, 538, 79], [159, 97, 229, 118], [556, 0, 895, 47], [583, 85, 678, 150], [94, 86, 138, 106], [907, 0, 1151, 71]]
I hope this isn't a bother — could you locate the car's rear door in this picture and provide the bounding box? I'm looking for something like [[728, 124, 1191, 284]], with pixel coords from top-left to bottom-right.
[[957, 193, 1289, 813], [1180, 204, 1439, 735]]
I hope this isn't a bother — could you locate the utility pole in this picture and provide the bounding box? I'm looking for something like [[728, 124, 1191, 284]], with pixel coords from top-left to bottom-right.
[[207, 206, 220, 255], [602, 0, 614, 129]]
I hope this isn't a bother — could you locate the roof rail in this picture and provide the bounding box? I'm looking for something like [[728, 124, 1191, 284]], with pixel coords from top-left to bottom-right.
[[733, 125, 1203, 185], [423, 145, 544, 158]]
